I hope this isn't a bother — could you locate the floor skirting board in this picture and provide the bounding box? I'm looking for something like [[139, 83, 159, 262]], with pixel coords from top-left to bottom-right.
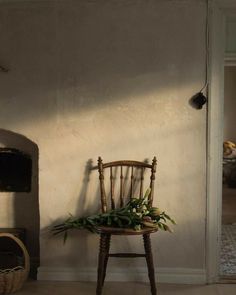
[[37, 267, 206, 284]]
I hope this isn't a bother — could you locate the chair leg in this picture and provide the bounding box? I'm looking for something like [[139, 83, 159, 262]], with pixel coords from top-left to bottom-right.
[[143, 234, 157, 295], [96, 233, 110, 295], [102, 234, 111, 286]]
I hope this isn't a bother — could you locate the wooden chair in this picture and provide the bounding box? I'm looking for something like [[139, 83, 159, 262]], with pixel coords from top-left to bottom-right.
[[95, 156, 158, 295]]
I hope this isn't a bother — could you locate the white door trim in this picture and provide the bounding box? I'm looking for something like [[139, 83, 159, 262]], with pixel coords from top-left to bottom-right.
[[207, 0, 236, 283]]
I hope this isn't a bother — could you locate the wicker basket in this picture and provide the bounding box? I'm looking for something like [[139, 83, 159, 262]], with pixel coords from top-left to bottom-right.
[[0, 233, 29, 294]]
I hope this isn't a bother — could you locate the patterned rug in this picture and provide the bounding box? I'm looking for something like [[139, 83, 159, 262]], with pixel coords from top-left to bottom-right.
[[220, 224, 236, 275]]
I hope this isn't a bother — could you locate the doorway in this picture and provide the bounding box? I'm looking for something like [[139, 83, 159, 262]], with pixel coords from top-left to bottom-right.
[[220, 66, 236, 278], [206, 2, 236, 283]]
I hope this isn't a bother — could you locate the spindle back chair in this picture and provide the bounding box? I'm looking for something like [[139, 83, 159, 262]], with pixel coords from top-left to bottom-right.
[[95, 157, 157, 295]]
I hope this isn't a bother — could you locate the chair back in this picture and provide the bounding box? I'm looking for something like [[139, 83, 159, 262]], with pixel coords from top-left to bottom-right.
[[97, 157, 157, 213]]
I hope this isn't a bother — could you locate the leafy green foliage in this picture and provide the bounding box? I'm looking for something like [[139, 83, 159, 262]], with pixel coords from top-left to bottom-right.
[[52, 189, 176, 242]]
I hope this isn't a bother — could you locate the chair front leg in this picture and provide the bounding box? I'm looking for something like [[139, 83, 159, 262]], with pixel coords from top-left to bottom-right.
[[143, 234, 157, 295], [96, 233, 110, 295], [102, 234, 111, 286]]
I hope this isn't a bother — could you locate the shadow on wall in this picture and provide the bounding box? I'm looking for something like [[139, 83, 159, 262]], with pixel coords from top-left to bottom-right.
[[48, 158, 97, 267], [0, 128, 39, 277]]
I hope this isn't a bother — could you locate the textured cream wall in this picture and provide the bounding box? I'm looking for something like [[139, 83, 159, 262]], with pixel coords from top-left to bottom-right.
[[0, 0, 207, 271]]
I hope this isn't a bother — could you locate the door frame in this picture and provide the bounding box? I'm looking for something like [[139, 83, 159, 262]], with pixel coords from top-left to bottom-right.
[[207, 0, 236, 283]]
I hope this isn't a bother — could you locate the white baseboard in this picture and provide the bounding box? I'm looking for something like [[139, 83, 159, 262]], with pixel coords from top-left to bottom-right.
[[37, 266, 206, 285]]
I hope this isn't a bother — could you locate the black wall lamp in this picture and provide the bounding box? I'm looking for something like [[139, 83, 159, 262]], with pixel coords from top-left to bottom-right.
[[190, 92, 207, 109]]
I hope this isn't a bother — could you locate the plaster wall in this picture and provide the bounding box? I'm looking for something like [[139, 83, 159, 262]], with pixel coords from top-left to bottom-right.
[[0, 0, 207, 278]]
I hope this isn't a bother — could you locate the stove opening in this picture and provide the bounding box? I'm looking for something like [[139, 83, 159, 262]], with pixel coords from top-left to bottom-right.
[[0, 148, 32, 192]]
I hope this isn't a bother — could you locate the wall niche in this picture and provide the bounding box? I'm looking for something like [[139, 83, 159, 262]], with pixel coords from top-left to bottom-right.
[[0, 148, 32, 192], [0, 129, 39, 278]]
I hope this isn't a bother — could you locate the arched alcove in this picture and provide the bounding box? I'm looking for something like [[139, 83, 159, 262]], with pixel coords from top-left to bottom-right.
[[0, 129, 39, 278]]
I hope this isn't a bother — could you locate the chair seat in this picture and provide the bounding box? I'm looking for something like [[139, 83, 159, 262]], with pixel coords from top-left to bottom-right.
[[95, 226, 158, 235]]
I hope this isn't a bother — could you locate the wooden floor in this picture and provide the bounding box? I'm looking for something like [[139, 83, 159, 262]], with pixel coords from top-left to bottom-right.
[[15, 281, 236, 295]]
